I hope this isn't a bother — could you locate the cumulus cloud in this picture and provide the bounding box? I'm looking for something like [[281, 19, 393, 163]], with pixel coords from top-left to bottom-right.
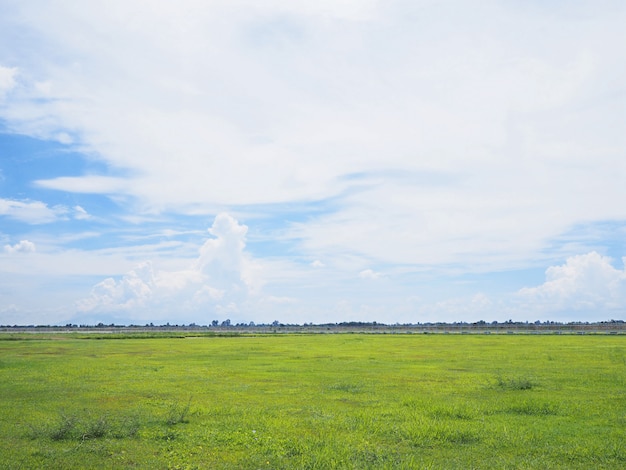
[[76, 214, 261, 321], [518, 252, 626, 312], [4, 240, 36, 254], [80, 261, 157, 312]]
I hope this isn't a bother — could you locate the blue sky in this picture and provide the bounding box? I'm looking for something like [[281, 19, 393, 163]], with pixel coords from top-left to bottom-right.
[[1, 0, 625, 326]]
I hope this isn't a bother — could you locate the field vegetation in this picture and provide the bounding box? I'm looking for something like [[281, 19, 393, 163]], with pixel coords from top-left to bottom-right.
[[0, 333, 625, 468]]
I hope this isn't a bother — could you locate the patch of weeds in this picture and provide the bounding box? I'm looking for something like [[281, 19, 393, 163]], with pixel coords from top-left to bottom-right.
[[30, 410, 144, 442], [439, 428, 481, 445], [159, 428, 180, 441], [84, 414, 110, 439], [606, 442, 626, 462], [494, 374, 536, 391], [165, 397, 192, 426], [506, 401, 559, 416], [49, 413, 79, 441], [428, 427, 480, 446], [403, 419, 482, 447], [418, 422, 481, 446], [401, 399, 420, 409], [352, 445, 401, 467], [112, 415, 141, 438], [327, 382, 363, 393]]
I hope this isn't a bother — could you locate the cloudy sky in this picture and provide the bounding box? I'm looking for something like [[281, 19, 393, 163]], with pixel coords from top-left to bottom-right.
[[1, 1, 625, 326]]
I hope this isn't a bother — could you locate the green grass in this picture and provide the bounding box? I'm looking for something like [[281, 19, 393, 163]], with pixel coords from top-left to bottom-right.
[[0, 334, 625, 468]]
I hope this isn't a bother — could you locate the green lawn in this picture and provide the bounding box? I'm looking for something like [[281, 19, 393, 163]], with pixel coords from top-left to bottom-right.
[[1, 334, 625, 468]]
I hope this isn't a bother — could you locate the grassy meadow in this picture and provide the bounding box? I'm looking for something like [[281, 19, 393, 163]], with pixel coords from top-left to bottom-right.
[[0, 333, 625, 469]]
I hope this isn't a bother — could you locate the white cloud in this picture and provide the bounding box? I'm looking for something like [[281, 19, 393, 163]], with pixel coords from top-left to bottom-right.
[[76, 214, 262, 321], [82, 261, 156, 311], [518, 252, 626, 313], [311, 260, 325, 268], [358, 269, 382, 280], [4, 240, 36, 254], [0, 198, 67, 224], [0, 200, 92, 224], [72, 205, 91, 220], [35, 177, 128, 195]]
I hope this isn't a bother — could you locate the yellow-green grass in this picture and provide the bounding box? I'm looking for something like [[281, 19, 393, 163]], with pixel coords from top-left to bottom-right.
[[1, 334, 625, 469]]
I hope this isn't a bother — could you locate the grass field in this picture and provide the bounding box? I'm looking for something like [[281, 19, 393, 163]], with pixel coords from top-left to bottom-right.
[[1, 333, 625, 469]]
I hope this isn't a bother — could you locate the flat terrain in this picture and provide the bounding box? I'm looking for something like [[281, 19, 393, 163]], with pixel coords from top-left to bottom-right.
[[0, 334, 625, 468]]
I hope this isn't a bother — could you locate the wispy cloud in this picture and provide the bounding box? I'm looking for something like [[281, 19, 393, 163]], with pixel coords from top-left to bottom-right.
[[4, 0, 616, 271], [35, 177, 128, 195], [0, 199, 97, 224], [0, 198, 67, 224]]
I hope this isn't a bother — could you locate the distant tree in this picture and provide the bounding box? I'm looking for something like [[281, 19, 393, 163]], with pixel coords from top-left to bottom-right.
[[221, 319, 231, 327]]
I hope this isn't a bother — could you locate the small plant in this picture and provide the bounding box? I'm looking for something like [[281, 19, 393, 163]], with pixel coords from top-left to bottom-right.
[[113, 415, 141, 438], [84, 415, 109, 439], [49, 413, 78, 441], [166, 397, 192, 426], [495, 374, 536, 391]]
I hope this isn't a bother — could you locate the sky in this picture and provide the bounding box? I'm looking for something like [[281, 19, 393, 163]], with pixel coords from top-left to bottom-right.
[[1, 0, 625, 326]]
